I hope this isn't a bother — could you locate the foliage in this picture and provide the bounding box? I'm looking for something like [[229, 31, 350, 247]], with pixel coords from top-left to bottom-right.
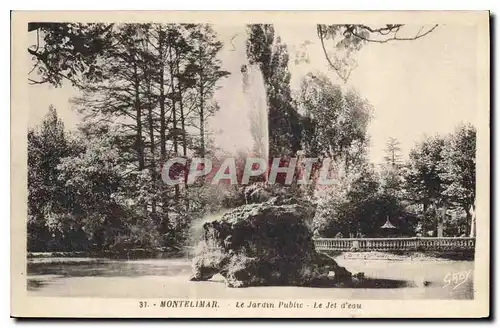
[[438, 124, 476, 235], [28, 23, 114, 86], [297, 72, 372, 169], [404, 135, 446, 208], [313, 160, 418, 238], [27, 23, 472, 254], [28, 23, 437, 87], [28, 23, 230, 252], [404, 125, 476, 236], [438, 124, 476, 212], [384, 137, 403, 168], [27, 107, 85, 251], [54, 134, 132, 249]]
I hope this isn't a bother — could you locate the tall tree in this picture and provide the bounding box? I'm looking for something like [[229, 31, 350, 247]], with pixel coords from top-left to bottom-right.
[[438, 124, 476, 236], [27, 107, 82, 251], [188, 24, 229, 156], [405, 135, 446, 213], [404, 135, 447, 236], [74, 24, 149, 171], [298, 72, 372, 170], [69, 23, 231, 247], [384, 137, 403, 168]]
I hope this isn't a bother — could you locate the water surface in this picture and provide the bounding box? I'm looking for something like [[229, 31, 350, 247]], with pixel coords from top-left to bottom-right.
[[27, 256, 474, 300]]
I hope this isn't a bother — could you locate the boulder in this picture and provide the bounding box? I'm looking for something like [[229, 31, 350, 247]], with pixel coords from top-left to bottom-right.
[[190, 196, 354, 287]]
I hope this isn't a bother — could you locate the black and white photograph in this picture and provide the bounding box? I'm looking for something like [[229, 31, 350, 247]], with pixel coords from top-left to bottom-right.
[[10, 11, 490, 318]]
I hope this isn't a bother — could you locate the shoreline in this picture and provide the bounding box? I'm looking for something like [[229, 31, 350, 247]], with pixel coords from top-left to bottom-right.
[[27, 250, 474, 261], [27, 248, 189, 260]]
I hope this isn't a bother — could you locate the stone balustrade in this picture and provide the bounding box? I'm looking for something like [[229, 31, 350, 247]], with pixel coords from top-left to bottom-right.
[[313, 237, 475, 252]]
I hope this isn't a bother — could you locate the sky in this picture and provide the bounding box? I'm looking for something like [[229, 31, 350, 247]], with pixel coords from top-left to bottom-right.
[[28, 23, 479, 164]]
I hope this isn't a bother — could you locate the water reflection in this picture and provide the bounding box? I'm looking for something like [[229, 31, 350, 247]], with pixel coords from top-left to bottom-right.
[[28, 258, 193, 280]]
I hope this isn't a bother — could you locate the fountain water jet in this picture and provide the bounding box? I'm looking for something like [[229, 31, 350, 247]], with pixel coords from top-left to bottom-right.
[[186, 47, 271, 262], [241, 63, 269, 163]]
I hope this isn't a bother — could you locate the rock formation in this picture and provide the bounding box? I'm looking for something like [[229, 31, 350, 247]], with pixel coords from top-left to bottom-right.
[[190, 197, 354, 288]]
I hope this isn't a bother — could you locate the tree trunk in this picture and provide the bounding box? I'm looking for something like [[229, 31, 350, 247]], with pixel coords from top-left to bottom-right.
[[168, 45, 178, 155], [175, 48, 188, 213], [147, 86, 155, 175], [468, 204, 476, 237], [198, 48, 205, 157], [176, 59, 187, 157], [133, 64, 144, 171], [436, 203, 447, 238], [144, 30, 157, 219], [168, 40, 179, 199], [147, 76, 157, 215], [158, 28, 170, 229], [159, 30, 166, 165]]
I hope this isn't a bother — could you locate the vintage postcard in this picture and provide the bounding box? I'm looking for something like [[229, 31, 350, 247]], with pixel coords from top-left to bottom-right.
[[11, 11, 490, 318]]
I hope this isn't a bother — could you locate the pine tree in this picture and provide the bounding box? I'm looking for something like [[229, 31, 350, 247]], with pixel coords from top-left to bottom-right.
[[384, 137, 403, 167]]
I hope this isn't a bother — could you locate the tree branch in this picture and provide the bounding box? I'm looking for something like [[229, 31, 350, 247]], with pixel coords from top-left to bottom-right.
[[352, 24, 439, 44], [317, 24, 439, 83], [317, 25, 350, 83]]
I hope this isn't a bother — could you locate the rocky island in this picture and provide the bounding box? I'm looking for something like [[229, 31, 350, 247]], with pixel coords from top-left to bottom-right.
[[190, 196, 355, 288]]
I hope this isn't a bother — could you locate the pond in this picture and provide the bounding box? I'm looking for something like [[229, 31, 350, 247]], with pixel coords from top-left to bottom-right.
[[27, 255, 474, 300]]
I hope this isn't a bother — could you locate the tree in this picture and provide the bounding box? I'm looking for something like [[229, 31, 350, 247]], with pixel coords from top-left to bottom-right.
[[313, 161, 416, 237], [187, 24, 230, 156], [404, 135, 448, 236], [438, 124, 476, 236], [379, 137, 405, 210], [54, 132, 166, 250], [67, 23, 230, 250], [405, 135, 446, 212], [404, 126, 476, 237], [298, 72, 372, 170], [27, 106, 84, 251], [384, 137, 403, 168], [75, 23, 159, 167], [379, 164, 404, 199]]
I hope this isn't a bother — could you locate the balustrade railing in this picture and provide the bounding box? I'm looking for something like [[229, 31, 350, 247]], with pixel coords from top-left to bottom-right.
[[313, 237, 475, 252]]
